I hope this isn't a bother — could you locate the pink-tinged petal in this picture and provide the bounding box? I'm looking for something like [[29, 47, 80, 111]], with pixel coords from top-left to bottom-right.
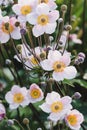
[[64, 66, 77, 79], [21, 87, 28, 96], [27, 13, 38, 25], [60, 53, 71, 66], [0, 31, 9, 43], [20, 98, 29, 107], [5, 92, 13, 103], [11, 85, 21, 94], [12, 4, 21, 15], [48, 50, 61, 61], [32, 25, 45, 37], [48, 0, 57, 10], [40, 59, 53, 71], [45, 22, 57, 34], [39, 103, 51, 113], [9, 103, 19, 110], [18, 15, 27, 23], [48, 10, 59, 22], [36, 3, 50, 15], [61, 96, 72, 106], [46, 91, 60, 104], [73, 39, 82, 44], [25, 60, 33, 70], [52, 71, 65, 81], [48, 113, 62, 121], [11, 28, 21, 40]]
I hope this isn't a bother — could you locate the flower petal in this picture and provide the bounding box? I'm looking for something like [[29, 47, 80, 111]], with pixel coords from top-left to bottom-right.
[[45, 23, 57, 34], [48, 10, 59, 22], [39, 103, 51, 113], [64, 66, 77, 79], [52, 71, 65, 81], [27, 13, 37, 25], [40, 59, 53, 71]]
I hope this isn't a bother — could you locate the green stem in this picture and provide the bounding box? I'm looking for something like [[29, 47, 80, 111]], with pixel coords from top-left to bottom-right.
[[13, 119, 24, 130]]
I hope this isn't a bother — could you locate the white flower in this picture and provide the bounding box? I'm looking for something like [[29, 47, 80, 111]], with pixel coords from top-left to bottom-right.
[[27, 3, 59, 37], [65, 109, 84, 130], [12, 0, 36, 23], [14, 45, 46, 70], [0, 103, 6, 120], [0, 16, 21, 43], [40, 50, 77, 81], [40, 91, 72, 121], [36, 0, 57, 10], [5, 85, 29, 110], [27, 83, 44, 103]]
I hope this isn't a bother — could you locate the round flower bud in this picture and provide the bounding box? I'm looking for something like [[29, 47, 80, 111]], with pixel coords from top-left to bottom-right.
[[58, 18, 63, 23], [7, 119, 14, 126], [16, 45, 22, 53], [20, 28, 26, 35], [23, 118, 29, 125], [65, 25, 72, 31], [72, 92, 82, 99], [5, 59, 11, 65], [40, 52, 46, 60], [61, 5, 67, 12], [78, 52, 85, 59]]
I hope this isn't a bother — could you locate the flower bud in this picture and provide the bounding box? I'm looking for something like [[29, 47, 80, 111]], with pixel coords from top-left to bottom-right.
[[16, 45, 22, 53], [61, 5, 67, 12], [72, 92, 82, 99], [65, 25, 72, 31], [78, 52, 85, 59], [58, 18, 63, 23], [5, 59, 11, 65], [23, 118, 29, 125], [20, 28, 26, 35], [7, 119, 14, 126]]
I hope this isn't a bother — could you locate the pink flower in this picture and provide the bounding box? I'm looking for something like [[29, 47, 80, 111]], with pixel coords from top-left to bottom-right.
[[27, 83, 44, 103], [0, 16, 21, 43], [65, 109, 84, 130]]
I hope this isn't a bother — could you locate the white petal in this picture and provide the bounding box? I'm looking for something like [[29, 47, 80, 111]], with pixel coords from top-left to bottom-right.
[[45, 23, 57, 34], [11, 28, 21, 40], [27, 13, 37, 25], [32, 25, 45, 37], [40, 59, 53, 71], [48, 0, 57, 10], [48, 50, 61, 61], [0, 31, 9, 43], [64, 66, 77, 79], [12, 4, 21, 15], [5, 92, 13, 103], [10, 104, 19, 110], [61, 96, 72, 106], [48, 10, 59, 22], [39, 103, 51, 113], [11, 85, 21, 94], [60, 53, 71, 66], [46, 91, 60, 104], [20, 98, 29, 107], [52, 71, 65, 81], [48, 113, 62, 121], [36, 3, 50, 15]]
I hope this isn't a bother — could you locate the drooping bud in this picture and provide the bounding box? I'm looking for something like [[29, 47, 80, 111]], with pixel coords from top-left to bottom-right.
[[72, 92, 82, 99]]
